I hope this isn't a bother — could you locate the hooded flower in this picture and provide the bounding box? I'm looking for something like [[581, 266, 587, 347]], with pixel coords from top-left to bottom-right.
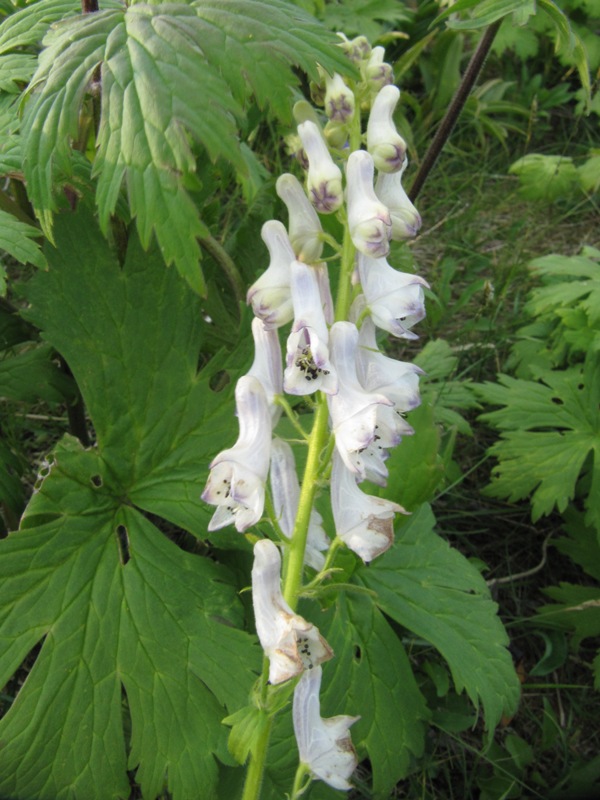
[[293, 665, 359, 791], [252, 539, 333, 684], [284, 260, 338, 395], [323, 72, 355, 123], [201, 376, 272, 532], [346, 150, 391, 258], [247, 317, 284, 423], [327, 321, 394, 484], [276, 173, 324, 263], [356, 314, 422, 412], [247, 220, 295, 329], [375, 160, 422, 239], [297, 120, 343, 214], [270, 438, 329, 571], [357, 253, 429, 339], [366, 85, 407, 173], [331, 451, 406, 562]]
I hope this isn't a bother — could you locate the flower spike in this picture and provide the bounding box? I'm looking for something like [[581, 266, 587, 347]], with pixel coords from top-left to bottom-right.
[[293, 665, 359, 791], [346, 150, 391, 259], [252, 540, 333, 684], [297, 120, 343, 214], [201, 376, 272, 532]]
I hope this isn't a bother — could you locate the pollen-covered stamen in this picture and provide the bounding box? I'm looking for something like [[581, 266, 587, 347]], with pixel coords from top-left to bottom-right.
[[295, 343, 331, 382]]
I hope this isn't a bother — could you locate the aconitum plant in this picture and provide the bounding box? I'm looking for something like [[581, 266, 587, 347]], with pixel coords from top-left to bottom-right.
[[202, 37, 426, 799]]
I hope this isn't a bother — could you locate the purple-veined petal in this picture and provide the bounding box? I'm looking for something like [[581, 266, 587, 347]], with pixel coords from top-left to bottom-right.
[[324, 72, 355, 123], [298, 121, 343, 214], [366, 85, 407, 173], [346, 150, 391, 258], [293, 665, 359, 791], [247, 220, 295, 329], [252, 540, 333, 684]]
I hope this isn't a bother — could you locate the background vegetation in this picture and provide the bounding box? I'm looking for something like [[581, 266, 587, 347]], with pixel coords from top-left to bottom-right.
[[0, 0, 599, 797]]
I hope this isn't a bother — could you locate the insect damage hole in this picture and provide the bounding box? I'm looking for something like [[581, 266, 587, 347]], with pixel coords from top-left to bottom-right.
[[90, 474, 103, 488], [115, 524, 130, 565]]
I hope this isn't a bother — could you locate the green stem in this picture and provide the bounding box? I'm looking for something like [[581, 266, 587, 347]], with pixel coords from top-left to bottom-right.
[[283, 398, 330, 610], [199, 234, 245, 308], [290, 763, 311, 799], [334, 222, 356, 323], [241, 717, 274, 800]]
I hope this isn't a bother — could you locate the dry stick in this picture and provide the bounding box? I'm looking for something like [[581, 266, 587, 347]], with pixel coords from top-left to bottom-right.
[[408, 20, 502, 204]]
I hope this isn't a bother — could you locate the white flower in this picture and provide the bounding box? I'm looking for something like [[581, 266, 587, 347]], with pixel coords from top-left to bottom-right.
[[356, 314, 422, 412], [270, 439, 330, 571], [276, 173, 324, 264], [293, 665, 359, 791], [375, 160, 422, 239], [246, 220, 295, 329], [357, 253, 429, 339], [284, 260, 338, 395], [366, 85, 407, 173], [323, 72, 355, 123], [346, 150, 391, 258], [247, 317, 283, 423], [298, 121, 343, 214], [201, 376, 272, 532], [252, 539, 333, 684], [331, 452, 406, 562], [327, 321, 393, 484]]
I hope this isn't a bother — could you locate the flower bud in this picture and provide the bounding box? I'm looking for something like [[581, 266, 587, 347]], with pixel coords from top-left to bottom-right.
[[346, 150, 391, 258], [323, 73, 355, 123], [363, 46, 393, 98], [337, 32, 371, 64], [367, 85, 407, 173], [297, 121, 343, 214]]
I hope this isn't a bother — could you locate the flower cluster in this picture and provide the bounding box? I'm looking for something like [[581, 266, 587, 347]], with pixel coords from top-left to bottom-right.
[[202, 36, 427, 795]]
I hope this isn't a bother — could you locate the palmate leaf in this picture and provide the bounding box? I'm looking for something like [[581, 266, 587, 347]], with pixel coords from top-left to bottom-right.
[[475, 359, 600, 532], [0, 208, 46, 270], [356, 505, 520, 731], [21, 0, 351, 293], [0, 208, 261, 799]]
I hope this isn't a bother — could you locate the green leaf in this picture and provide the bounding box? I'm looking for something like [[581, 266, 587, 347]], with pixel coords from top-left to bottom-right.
[[0, 0, 80, 54], [0, 209, 261, 798], [0, 52, 37, 92], [355, 504, 520, 731], [435, 0, 530, 30], [475, 360, 600, 529], [0, 208, 46, 269], [525, 249, 600, 327], [21, 0, 351, 291], [0, 343, 75, 403], [321, 594, 429, 798], [509, 154, 581, 202], [537, 583, 600, 649]]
